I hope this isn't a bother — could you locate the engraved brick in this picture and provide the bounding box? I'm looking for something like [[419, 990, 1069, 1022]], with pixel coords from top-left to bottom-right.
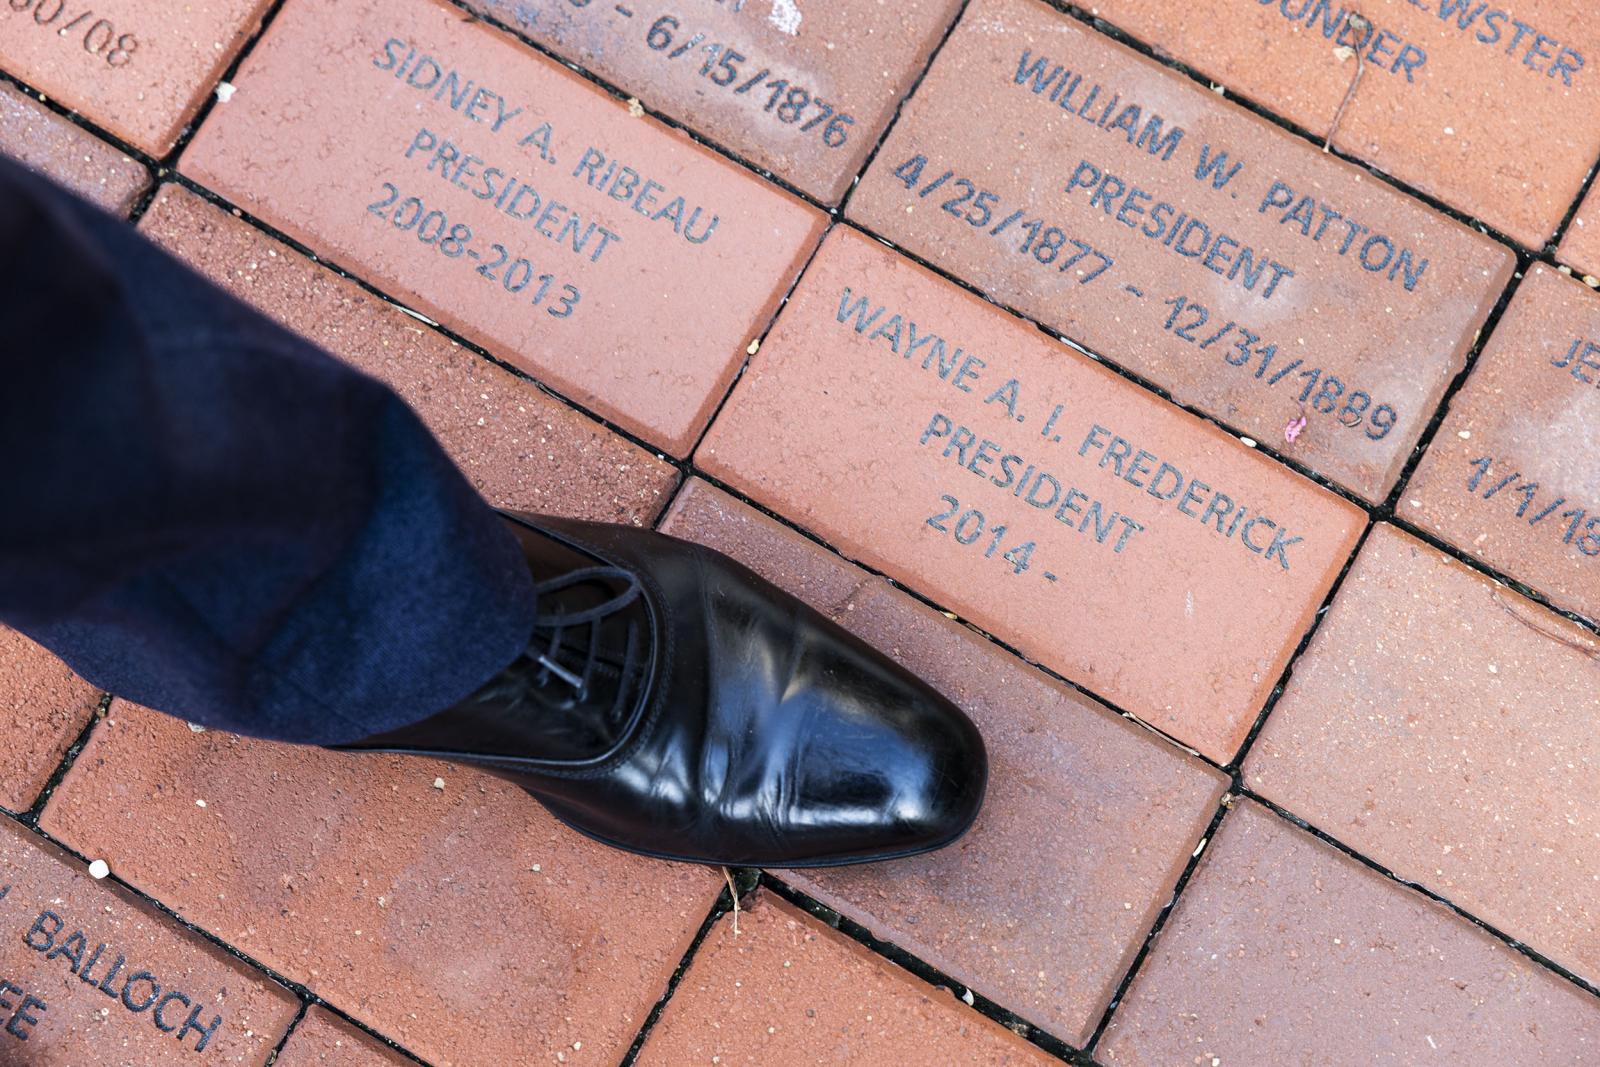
[[0, 0, 271, 155], [1087, 0, 1600, 249], [467, 0, 962, 203], [0, 82, 146, 213], [0, 627, 98, 813], [137, 184, 678, 524], [847, 0, 1513, 503], [1244, 524, 1600, 985], [634, 891, 1064, 1067], [1099, 801, 1600, 1065], [1403, 265, 1600, 621], [180, 0, 825, 457], [699, 227, 1364, 761], [274, 1008, 412, 1067], [0, 817, 297, 1063], [1559, 186, 1600, 281], [659, 478, 1227, 1044], [40, 704, 725, 1066]]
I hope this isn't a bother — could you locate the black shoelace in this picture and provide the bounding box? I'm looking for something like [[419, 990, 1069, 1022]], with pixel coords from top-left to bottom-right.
[[526, 566, 644, 713]]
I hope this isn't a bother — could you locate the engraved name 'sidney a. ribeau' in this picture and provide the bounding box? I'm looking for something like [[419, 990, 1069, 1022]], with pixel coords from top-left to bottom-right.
[[374, 39, 723, 250]]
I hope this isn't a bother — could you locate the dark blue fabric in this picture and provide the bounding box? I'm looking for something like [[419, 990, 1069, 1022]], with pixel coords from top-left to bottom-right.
[[0, 156, 537, 744]]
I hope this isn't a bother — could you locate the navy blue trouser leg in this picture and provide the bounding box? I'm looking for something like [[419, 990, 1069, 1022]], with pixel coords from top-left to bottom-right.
[[0, 156, 537, 745]]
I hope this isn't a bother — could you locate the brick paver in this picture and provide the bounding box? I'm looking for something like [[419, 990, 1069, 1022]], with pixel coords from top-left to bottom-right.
[[700, 226, 1364, 761], [137, 184, 679, 524], [1560, 184, 1600, 280], [1403, 264, 1600, 621], [474, 0, 963, 203], [1086, 0, 1600, 250], [39, 704, 725, 1066], [5, 0, 1600, 1059], [848, 0, 1513, 503], [274, 1007, 415, 1067], [179, 0, 825, 458], [1246, 523, 1600, 985], [660, 478, 1228, 1045], [634, 891, 1064, 1066], [1099, 800, 1600, 1065], [0, 0, 272, 155], [0, 817, 298, 1063], [0, 82, 146, 213], [0, 627, 99, 814]]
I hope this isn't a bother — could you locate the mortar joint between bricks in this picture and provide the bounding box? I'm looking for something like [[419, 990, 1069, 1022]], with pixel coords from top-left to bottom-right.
[[1045, 0, 1540, 254], [1239, 790, 1600, 1003], [1081, 797, 1235, 1053], [833, 0, 976, 219], [433, 0, 834, 214], [616, 877, 748, 1067], [755, 872, 1085, 1063]]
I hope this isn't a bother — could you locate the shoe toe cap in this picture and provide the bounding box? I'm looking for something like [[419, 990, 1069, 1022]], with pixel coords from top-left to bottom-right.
[[784, 679, 988, 864], [886, 689, 988, 849]]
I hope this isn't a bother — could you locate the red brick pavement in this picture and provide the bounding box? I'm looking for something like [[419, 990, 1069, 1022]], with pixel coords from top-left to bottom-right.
[[2, 0, 1599, 1061]]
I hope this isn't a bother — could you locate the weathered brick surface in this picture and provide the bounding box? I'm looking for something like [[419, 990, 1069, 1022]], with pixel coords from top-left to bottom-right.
[[0, 0, 272, 154], [1087, 0, 1600, 249], [180, 0, 826, 457], [700, 226, 1364, 761], [0, 627, 99, 814], [0, 817, 298, 1064], [273, 1007, 415, 1067], [467, 0, 963, 203], [1100, 801, 1600, 1065], [634, 892, 1064, 1066], [138, 184, 679, 524], [0, 82, 146, 213], [848, 0, 1513, 502], [1246, 523, 1600, 985], [1559, 186, 1600, 281], [40, 705, 725, 1066], [660, 478, 1228, 1044], [1403, 264, 1600, 622]]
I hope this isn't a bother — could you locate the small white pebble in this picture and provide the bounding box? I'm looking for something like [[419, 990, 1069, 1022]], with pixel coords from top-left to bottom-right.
[[196, 799, 207, 808], [214, 82, 236, 103], [88, 860, 110, 880], [432, 777, 446, 790], [187, 722, 206, 733]]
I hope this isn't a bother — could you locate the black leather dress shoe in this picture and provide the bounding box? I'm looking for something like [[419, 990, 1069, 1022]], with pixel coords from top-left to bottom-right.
[[334, 511, 987, 867]]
